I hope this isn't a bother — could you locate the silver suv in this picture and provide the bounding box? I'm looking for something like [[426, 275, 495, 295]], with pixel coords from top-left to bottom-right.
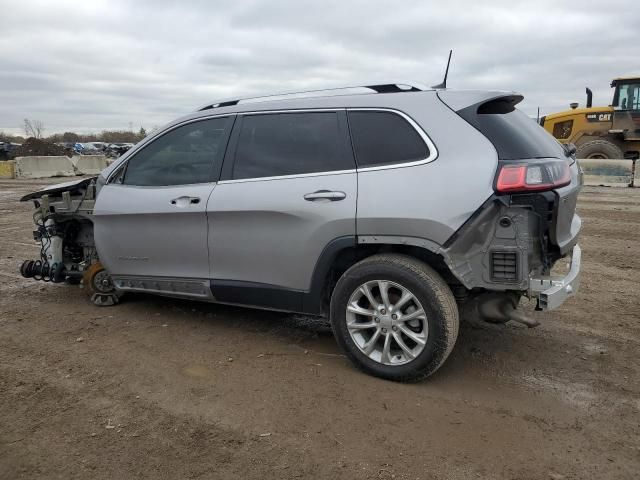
[[19, 82, 582, 381]]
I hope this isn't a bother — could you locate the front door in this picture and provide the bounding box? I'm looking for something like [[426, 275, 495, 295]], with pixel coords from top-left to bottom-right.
[[93, 115, 234, 298], [207, 110, 357, 310]]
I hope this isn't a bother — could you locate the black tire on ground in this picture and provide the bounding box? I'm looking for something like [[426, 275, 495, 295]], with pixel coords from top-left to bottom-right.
[[576, 139, 624, 159], [330, 254, 459, 382]]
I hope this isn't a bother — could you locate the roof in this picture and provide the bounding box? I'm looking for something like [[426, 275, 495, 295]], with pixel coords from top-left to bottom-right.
[[611, 77, 640, 86]]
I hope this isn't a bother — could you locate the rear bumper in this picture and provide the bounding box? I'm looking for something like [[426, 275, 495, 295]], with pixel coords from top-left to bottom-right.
[[528, 245, 581, 310]]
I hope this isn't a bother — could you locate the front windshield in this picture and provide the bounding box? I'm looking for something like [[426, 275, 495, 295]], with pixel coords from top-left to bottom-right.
[[617, 83, 640, 110]]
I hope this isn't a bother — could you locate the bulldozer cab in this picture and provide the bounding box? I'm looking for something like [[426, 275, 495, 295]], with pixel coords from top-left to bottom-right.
[[612, 78, 640, 111], [610, 77, 640, 144]]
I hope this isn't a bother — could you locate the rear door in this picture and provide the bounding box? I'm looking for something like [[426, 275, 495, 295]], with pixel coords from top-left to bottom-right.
[[93, 116, 234, 297], [207, 110, 356, 310]]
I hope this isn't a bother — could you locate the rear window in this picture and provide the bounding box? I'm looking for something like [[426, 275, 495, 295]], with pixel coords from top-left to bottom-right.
[[348, 111, 429, 168], [458, 98, 566, 160]]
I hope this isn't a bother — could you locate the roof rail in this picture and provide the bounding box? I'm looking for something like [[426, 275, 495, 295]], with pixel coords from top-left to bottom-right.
[[197, 82, 430, 111]]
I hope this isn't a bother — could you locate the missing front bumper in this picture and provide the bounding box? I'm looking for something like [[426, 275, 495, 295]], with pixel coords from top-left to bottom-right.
[[529, 245, 581, 311]]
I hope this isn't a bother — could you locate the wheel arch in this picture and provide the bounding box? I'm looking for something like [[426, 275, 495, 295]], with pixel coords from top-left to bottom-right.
[[304, 236, 457, 315]]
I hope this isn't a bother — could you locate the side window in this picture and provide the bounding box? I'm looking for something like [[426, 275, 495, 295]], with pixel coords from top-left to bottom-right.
[[232, 112, 351, 180], [348, 111, 429, 168], [123, 117, 232, 186], [552, 120, 573, 140]]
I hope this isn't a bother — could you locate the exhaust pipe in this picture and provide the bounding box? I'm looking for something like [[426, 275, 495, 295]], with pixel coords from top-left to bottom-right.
[[586, 87, 593, 108]]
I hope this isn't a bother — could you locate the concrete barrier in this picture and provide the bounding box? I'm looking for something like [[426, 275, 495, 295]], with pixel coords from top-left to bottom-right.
[[71, 155, 109, 175], [15, 156, 76, 179], [0, 160, 16, 179], [578, 159, 635, 187]]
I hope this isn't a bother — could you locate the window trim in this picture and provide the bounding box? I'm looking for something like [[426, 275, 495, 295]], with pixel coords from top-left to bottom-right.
[[107, 108, 439, 186], [217, 108, 438, 184], [106, 114, 235, 186], [347, 108, 438, 172], [219, 109, 356, 184]]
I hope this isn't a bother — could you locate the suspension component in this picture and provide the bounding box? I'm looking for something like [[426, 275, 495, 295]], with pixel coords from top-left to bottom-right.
[[83, 262, 121, 306], [20, 259, 66, 283]]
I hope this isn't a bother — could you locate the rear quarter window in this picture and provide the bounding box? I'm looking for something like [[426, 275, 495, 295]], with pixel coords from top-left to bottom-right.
[[347, 111, 429, 168]]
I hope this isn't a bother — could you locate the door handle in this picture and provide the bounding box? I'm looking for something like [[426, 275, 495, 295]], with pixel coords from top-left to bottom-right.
[[170, 196, 201, 207], [303, 190, 346, 202]]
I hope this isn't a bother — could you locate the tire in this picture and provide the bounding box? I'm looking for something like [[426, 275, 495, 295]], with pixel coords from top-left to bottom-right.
[[330, 254, 459, 382], [576, 139, 624, 159]]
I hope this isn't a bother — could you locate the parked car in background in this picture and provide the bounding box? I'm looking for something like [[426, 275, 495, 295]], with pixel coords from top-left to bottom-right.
[[105, 143, 134, 158], [0, 142, 21, 160], [79, 143, 104, 155], [83, 142, 108, 152], [18, 82, 582, 381]]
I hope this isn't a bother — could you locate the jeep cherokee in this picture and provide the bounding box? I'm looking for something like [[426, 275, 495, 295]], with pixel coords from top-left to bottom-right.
[[19, 82, 582, 381]]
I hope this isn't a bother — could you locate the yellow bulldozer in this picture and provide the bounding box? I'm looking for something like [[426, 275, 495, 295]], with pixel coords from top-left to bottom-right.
[[541, 77, 640, 159]]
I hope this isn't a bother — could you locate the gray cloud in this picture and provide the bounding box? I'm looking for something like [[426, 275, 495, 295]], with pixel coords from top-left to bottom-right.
[[0, 0, 637, 135]]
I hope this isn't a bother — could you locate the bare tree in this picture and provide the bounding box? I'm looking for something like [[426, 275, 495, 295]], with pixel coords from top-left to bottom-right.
[[23, 118, 45, 139]]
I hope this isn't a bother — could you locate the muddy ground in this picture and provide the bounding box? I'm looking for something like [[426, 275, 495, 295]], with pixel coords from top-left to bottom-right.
[[0, 178, 638, 480]]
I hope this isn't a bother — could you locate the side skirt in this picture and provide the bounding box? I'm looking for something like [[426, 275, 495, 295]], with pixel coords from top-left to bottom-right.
[[210, 280, 307, 314]]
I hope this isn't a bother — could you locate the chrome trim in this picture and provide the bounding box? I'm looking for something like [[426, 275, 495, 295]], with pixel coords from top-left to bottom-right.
[[103, 182, 216, 190], [349, 108, 438, 172], [220, 108, 438, 182], [529, 245, 581, 310], [218, 169, 356, 185], [111, 107, 439, 186]]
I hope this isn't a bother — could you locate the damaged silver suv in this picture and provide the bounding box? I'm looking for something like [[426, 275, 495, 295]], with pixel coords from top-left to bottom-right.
[[19, 83, 582, 381]]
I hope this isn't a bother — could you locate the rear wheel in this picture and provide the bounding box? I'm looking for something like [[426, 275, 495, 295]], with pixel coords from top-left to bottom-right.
[[330, 254, 459, 382], [576, 139, 624, 159]]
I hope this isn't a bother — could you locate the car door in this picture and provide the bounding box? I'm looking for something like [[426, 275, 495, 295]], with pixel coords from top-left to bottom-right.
[[93, 115, 234, 299], [207, 110, 357, 311]]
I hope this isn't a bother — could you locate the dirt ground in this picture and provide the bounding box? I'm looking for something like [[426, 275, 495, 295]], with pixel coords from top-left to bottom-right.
[[0, 178, 638, 480]]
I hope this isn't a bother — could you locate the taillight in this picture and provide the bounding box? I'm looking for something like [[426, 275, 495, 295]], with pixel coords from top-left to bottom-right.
[[495, 160, 571, 193]]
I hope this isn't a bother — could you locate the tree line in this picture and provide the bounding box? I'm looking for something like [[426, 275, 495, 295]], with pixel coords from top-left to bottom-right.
[[0, 118, 149, 144]]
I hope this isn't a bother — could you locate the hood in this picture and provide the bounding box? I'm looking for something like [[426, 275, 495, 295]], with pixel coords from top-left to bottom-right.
[[20, 176, 97, 202]]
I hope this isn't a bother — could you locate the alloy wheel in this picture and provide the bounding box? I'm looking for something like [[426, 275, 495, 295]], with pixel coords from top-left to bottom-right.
[[345, 280, 428, 365]]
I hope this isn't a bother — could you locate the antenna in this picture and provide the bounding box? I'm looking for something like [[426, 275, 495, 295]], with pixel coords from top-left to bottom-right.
[[432, 50, 453, 89]]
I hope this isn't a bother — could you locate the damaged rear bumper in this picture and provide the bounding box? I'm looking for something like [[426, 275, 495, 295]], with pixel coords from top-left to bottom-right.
[[529, 245, 581, 310]]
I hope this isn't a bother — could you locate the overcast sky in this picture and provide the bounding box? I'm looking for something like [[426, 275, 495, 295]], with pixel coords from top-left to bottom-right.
[[1, 0, 637, 135]]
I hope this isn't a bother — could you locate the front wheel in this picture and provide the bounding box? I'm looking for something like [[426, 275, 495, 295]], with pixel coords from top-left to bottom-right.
[[330, 254, 459, 382]]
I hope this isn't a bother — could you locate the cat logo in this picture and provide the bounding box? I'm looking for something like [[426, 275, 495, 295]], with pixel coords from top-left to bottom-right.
[[585, 112, 612, 123]]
